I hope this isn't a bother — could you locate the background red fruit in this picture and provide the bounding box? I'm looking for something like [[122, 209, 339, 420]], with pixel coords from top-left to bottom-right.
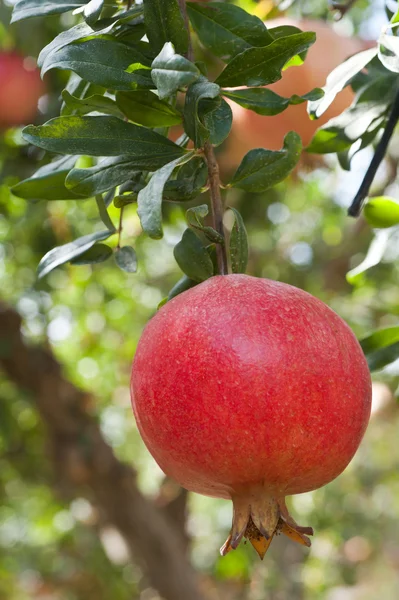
[[131, 275, 371, 557], [0, 51, 45, 129]]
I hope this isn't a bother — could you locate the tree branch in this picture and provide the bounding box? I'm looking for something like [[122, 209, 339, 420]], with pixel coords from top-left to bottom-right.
[[348, 86, 399, 217], [0, 302, 205, 600]]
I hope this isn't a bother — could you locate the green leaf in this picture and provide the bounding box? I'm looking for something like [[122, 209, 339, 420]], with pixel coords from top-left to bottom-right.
[[23, 116, 187, 168], [42, 38, 152, 90], [95, 194, 115, 230], [83, 0, 103, 26], [11, 156, 85, 200], [11, 0, 84, 23], [186, 204, 224, 244], [168, 275, 198, 300], [186, 1, 272, 62], [306, 102, 389, 154], [346, 228, 395, 285], [230, 131, 302, 192], [223, 87, 323, 116], [163, 156, 208, 201], [215, 32, 316, 87], [201, 98, 232, 146], [151, 42, 201, 99], [308, 47, 378, 119], [115, 246, 138, 273], [138, 152, 195, 239], [143, 0, 188, 56], [66, 156, 135, 196], [173, 228, 214, 282], [71, 243, 112, 264], [360, 326, 399, 356], [184, 79, 220, 147], [363, 197, 399, 228], [38, 229, 114, 278], [229, 207, 248, 274], [378, 32, 399, 73], [61, 90, 124, 118], [116, 91, 182, 127], [359, 326, 399, 372], [39, 21, 115, 69]]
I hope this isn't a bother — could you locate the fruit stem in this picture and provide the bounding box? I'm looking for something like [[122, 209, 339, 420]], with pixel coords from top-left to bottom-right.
[[178, 0, 228, 276], [203, 141, 228, 275]]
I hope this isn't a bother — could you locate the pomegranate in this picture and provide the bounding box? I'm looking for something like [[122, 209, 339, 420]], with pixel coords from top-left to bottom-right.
[[0, 51, 45, 129], [131, 275, 371, 558]]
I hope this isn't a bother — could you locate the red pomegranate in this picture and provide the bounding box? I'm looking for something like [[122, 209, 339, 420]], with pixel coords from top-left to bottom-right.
[[0, 51, 45, 129], [131, 275, 371, 558]]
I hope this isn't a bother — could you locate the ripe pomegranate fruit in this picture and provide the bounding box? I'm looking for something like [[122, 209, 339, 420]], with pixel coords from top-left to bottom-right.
[[0, 51, 45, 129], [131, 275, 371, 558]]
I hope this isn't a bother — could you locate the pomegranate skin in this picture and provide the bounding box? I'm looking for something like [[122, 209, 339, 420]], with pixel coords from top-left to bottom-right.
[[131, 275, 371, 501]]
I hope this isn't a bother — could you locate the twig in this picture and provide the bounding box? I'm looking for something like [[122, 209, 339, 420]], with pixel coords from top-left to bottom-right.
[[117, 205, 124, 249], [348, 86, 399, 217], [178, 0, 194, 61], [178, 0, 228, 274], [203, 142, 228, 275]]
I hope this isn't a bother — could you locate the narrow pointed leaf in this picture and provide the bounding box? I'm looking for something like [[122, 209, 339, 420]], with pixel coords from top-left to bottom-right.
[[186, 1, 272, 62], [116, 91, 182, 127], [11, 156, 84, 200], [11, 0, 85, 23], [230, 131, 302, 192], [183, 79, 221, 147], [71, 243, 112, 264], [308, 47, 378, 119], [38, 229, 114, 278], [173, 228, 214, 282], [229, 207, 248, 274], [66, 156, 135, 196], [115, 246, 138, 272], [168, 275, 198, 300], [143, 0, 188, 56], [163, 156, 208, 201], [83, 0, 103, 26], [215, 32, 316, 87], [223, 87, 323, 116], [22, 116, 186, 168], [151, 42, 200, 99], [42, 38, 152, 90], [201, 98, 232, 146], [61, 90, 124, 118], [138, 153, 195, 239]]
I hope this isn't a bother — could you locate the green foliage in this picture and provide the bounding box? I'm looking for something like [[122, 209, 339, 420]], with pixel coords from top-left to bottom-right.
[[174, 228, 214, 281]]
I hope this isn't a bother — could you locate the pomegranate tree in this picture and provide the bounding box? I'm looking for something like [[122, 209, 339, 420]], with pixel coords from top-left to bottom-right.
[[131, 275, 371, 558]]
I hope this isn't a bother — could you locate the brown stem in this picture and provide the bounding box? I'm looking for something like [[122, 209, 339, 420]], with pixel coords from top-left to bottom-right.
[[178, 0, 194, 61], [204, 141, 228, 275]]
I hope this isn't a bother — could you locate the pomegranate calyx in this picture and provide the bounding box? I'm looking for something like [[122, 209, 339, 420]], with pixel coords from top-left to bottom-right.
[[220, 495, 313, 560]]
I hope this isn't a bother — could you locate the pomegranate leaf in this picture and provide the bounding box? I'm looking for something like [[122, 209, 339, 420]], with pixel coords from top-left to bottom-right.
[[163, 157, 208, 202], [168, 275, 198, 300], [116, 91, 182, 127], [66, 157, 139, 196], [11, 156, 83, 201], [144, 0, 188, 56], [229, 207, 248, 274], [186, 2, 273, 63], [41, 38, 152, 90], [138, 153, 195, 239], [115, 247, 138, 273], [223, 87, 323, 117], [71, 243, 112, 265], [230, 131, 302, 193], [215, 32, 316, 87], [151, 43, 201, 99], [173, 229, 214, 282], [83, 0, 103, 26], [61, 90, 124, 119], [23, 116, 187, 168], [11, 0, 85, 23], [37, 229, 115, 278], [184, 79, 221, 148]]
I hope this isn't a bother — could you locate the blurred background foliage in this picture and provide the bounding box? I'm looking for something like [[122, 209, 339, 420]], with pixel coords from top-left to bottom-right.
[[1, 0, 399, 599]]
